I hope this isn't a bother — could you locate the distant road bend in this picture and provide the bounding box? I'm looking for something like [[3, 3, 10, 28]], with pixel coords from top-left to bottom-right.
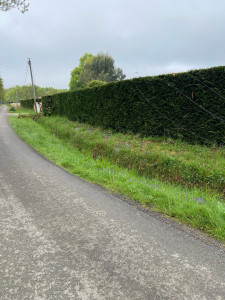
[[0, 106, 225, 299]]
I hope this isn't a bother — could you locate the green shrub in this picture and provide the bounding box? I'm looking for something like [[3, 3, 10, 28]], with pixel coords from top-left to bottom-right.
[[20, 99, 42, 109], [87, 80, 106, 88], [20, 98, 34, 109]]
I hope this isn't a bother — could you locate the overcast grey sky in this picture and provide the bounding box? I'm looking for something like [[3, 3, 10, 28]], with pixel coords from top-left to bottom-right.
[[0, 0, 224, 89]]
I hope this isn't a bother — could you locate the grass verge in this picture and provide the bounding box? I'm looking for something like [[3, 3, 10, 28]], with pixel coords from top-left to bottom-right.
[[36, 116, 225, 196], [7, 105, 35, 115], [9, 116, 225, 241]]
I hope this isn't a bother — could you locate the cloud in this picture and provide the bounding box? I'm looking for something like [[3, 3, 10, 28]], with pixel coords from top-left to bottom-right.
[[0, 0, 224, 89]]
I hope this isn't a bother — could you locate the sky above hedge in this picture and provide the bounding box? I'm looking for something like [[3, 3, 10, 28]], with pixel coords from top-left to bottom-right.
[[1, 0, 225, 89]]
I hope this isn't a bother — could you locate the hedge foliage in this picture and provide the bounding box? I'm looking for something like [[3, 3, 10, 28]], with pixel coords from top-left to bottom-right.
[[20, 98, 33, 108], [20, 98, 41, 109], [21, 66, 225, 145]]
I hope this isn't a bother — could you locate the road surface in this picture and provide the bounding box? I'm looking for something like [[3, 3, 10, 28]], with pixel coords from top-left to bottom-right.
[[0, 106, 225, 299]]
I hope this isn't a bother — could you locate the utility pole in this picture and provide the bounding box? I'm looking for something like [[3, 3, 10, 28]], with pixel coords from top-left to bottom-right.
[[28, 58, 37, 112]]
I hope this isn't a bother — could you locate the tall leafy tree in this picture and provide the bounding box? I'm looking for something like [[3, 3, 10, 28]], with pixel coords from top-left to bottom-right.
[[69, 53, 126, 91], [0, 0, 29, 13], [80, 53, 126, 85], [69, 53, 93, 91]]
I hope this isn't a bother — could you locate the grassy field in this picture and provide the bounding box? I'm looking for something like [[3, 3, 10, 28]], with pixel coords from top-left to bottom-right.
[[9, 114, 225, 241]]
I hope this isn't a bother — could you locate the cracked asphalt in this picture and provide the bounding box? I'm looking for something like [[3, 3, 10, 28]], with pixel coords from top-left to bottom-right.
[[0, 106, 225, 299]]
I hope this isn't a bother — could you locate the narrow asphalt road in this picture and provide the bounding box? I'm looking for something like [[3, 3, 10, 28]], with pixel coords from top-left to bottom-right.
[[0, 106, 225, 300]]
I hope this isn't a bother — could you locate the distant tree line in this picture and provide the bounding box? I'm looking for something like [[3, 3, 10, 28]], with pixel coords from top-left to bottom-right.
[[69, 53, 126, 91], [4, 85, 67, 103], [0, 78, 4, 102]]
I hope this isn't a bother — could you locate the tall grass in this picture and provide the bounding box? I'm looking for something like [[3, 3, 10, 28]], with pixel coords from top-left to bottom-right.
[[36, 116, 225, 196], [9, 116, 225, 241]]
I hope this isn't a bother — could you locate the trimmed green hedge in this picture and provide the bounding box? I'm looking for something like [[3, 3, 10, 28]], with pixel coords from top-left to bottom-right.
[[20, 98, 34, 108], [21, 66, 225, 145], [20, 98, 41, 109]]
